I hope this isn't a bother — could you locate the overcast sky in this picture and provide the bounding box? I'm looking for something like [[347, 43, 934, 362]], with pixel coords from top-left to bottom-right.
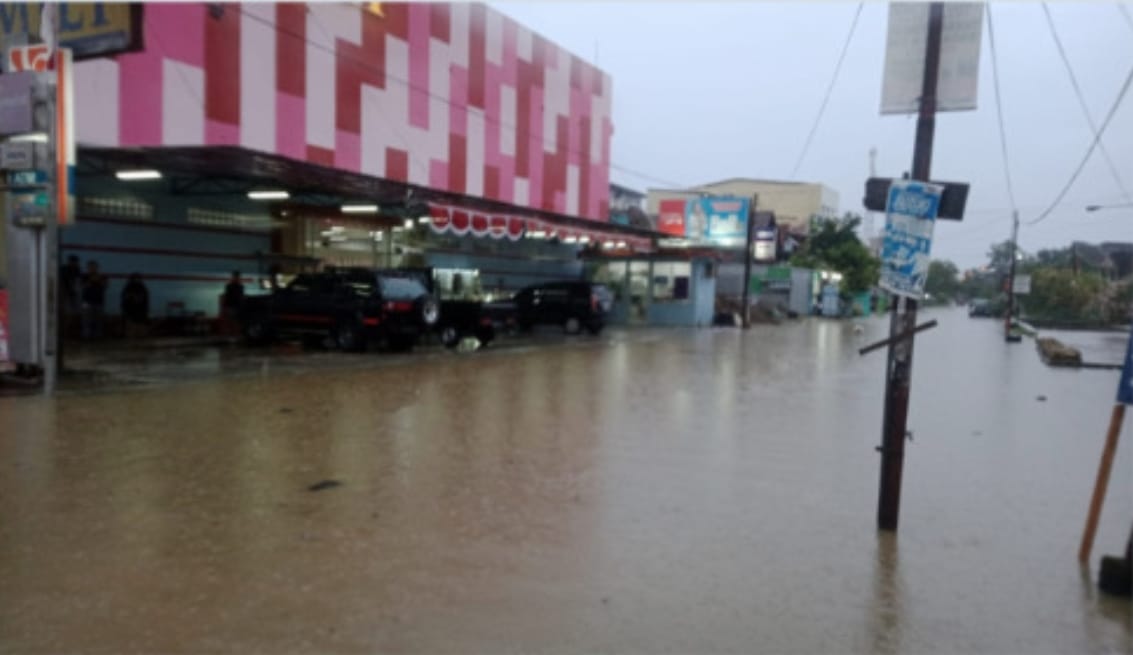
[[489, 1, 1133, 270]]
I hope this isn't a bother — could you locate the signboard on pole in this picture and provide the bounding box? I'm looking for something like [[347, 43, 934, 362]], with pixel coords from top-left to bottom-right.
[[0, 3, 143, 64], [880, 2, 985, 114], [1012, 274, 1031, 295], [0, 70, 36, 135], [879, 180, 943, 299], [1118, 328, 1133, 405]]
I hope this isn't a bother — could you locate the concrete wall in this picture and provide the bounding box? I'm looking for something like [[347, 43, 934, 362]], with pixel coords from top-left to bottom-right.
[[645, 259, 714, 327]]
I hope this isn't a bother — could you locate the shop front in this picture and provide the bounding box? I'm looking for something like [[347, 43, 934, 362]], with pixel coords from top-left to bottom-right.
[[587, 253, 717, 328]]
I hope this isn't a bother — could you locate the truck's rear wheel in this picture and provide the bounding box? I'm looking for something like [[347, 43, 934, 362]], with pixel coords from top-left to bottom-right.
[[440, 325, 460, 348], [334, 322, 365, 352], [243, 319, 274, 345]]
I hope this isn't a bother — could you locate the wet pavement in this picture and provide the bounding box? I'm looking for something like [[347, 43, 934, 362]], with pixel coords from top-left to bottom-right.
[[1, 308, 1130, 653]]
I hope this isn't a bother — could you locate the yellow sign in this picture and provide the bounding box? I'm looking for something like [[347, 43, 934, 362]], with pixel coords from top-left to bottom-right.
[[0, 3, 140, 62]]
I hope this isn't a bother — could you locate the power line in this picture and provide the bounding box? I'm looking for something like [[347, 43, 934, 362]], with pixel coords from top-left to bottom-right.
[[985, 5, 1017, 212], [1027, 57, 1133, 225], [1041, 3, 1132, 204], [788, 2, 863, 180], [1120, 3, 1133, 33]]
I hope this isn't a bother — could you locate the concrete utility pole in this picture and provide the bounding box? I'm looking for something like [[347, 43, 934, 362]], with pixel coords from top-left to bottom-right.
[[876, 2, 944, 532], [1004, 210, 1019, 341]]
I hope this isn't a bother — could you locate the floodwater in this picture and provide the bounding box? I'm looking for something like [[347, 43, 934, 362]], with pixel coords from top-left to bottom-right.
[[1, 308, 1130, 654]]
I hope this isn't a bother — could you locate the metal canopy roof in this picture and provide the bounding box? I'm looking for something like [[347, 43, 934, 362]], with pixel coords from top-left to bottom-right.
[[78, 145, 663, 240]]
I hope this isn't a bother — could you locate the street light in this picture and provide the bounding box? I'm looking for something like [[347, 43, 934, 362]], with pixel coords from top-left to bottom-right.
[[1085, 203, 1133, 212]]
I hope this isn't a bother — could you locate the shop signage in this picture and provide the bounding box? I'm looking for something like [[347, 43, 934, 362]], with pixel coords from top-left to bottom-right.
[[1012, 274, 1031, 295], [657, 196, 751, 244], [7, 169, 46, 187], [7, 44, 50, 72], [11, 190, 48, 226], [1118, 328, 1132, 405], [657, 199, 687, 237], [0, 70, 35, 135], [0, 141, 40, 170], [879, 180, 943, 299], [0, 3, 142, 64]]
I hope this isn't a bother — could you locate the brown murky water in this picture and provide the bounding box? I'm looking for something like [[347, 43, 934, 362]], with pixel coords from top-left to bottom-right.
[[1, 309, 1130, 653]]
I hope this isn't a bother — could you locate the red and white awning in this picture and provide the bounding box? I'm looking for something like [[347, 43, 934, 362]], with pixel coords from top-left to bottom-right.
[[425, 203, 652, 251]]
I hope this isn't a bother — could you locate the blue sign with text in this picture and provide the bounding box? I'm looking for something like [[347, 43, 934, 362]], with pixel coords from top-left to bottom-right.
[[1118, 328, 1133, 405], [879, 180, 943, 299]]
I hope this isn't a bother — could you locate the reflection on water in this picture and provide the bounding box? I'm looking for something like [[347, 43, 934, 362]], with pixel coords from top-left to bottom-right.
[[0, 309, 1129, 653]]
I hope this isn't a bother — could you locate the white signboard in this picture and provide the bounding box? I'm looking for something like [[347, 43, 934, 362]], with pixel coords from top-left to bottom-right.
[[880, 2, 985, 114], [1013, 274, 1031, 295], [879, 180, 944, 299]]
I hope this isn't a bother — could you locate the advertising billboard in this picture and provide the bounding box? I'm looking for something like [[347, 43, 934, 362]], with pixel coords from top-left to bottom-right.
[[658, 197, 751, 244], [0, 3, 142, 64]]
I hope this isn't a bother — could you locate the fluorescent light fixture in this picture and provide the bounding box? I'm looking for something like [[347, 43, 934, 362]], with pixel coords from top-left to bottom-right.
[[417, 216, 431, 223], [403, 219, 413, 228], [578, 236, 591, 244], [528, 230, 548, 239], [341, 203, 379, 214], [116, 169, 162, 181], [615, 241, 627, 248], [602, 241, 616, 249], [248, 190, 289, 200], [564, 236, 579, 244], [9, 132, 47, 143]]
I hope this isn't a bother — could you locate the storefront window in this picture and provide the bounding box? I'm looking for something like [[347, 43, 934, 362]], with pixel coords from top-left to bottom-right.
[[591, 262, 628, 300], [652, 262, 691, 302]]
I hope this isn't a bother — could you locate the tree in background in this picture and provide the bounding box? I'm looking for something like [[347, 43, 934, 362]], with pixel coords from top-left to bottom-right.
[[1024, 268, 1107, 323], [924, 259, 960, 304], [790, 213, 880, 294]]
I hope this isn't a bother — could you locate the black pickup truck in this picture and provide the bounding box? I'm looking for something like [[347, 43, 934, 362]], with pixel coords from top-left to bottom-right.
[[376, 267, 505, 347], [240, 268, 440, 351]]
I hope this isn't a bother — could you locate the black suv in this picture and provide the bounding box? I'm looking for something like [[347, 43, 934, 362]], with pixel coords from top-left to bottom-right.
[[377, 267, 498, 348], [240, 268, 439, 351], [513, 281, 611, 335]]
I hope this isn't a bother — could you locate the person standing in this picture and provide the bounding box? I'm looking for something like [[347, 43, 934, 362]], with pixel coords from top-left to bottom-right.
[[120, 273, 150, 338], [81, 260, 108, 340], [222, 271, 245, 335], [60, 255, 81, 338]]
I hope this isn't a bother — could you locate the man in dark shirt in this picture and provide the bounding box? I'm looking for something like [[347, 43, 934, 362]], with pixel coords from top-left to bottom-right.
[[60, 255, 81, 338], [120, 273, 150, 338], [81, 260, 108, 339], [222, 271, 245, 335]]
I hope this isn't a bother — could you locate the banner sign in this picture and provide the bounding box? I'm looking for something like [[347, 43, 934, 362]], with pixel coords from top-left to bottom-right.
[[1118, 328, 1133, 405], [0, 3, 142, 64], [879, 180, 943, 299], [881, 2, 984, 114], [656, 196, 751, 244], [657, 199, 687, 237]]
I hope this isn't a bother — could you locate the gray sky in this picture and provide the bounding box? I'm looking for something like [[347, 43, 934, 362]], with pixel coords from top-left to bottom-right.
[[490, 1, 1133, 270]]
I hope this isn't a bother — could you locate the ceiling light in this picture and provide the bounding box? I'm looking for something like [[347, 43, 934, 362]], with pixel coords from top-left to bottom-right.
[[403, 219, 413, 228], [248, 190, 289, 200], [602, 241, 616, 249], [9, 132, 47, 143], [564, 236, 579, 244], [616, 241, 627, 248], [116, 169, 162, 181], [417, 216, 431, 223], [579, 236, 591, 244], [341, 204, 379, 214], [528, 230, 547, 239]]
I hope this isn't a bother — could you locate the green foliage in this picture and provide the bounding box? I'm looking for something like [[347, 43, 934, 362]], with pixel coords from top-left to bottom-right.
[[1022, 268, 1107, 323], [924, 260, 960, 303], [790, 214, 880, 294]]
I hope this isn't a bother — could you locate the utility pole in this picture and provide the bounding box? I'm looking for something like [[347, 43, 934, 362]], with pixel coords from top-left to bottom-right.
[[866, 147, 878, 241], [741, 194, 759, 329], [877, 1, 944, 532], [1004, 210, 1019, 341]]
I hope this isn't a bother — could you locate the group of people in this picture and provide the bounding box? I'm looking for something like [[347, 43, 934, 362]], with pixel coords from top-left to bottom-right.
[[61, 256, 248, 340]]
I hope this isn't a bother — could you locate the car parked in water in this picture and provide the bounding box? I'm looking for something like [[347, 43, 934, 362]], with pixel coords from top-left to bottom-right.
[[240, 268, 439, 351], [512, 281, 612, 334], [376, 266, 500, 348]]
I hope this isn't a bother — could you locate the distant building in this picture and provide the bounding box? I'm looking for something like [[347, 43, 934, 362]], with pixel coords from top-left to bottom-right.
[[609, 183, 654, 231], [646, 178, 839, 235]]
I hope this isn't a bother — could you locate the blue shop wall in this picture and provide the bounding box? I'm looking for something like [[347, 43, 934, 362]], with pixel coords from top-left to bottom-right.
[[63, 178, 273, 317], [645, 259, 716, 327]]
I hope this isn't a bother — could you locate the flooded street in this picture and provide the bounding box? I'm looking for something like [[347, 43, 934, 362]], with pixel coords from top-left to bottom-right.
[[1, 308, 1130, 653]]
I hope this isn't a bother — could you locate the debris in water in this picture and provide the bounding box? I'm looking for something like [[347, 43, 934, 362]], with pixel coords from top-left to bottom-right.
[[1036, 395, 1048, 402], [280, 407, 294, 414], [308, 480, 342, 492]]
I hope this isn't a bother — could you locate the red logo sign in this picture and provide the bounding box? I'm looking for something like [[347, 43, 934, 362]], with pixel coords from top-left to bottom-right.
[[658, 199, 688, 237], [8, 45, 51, 73]]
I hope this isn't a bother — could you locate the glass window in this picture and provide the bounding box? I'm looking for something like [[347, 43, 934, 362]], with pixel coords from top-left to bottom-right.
[[652, 262, 692, 302], [378, 276, 427, 299]]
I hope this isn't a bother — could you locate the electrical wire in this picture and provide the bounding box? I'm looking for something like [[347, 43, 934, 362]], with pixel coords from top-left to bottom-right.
[[1041, 3, 1132, 204], [1027, 57, 1133, 225], [240, 6, 688, 193], [985, 5, 1017, 212], [788, 2, 863, 180], [1120, 3, 1133, 33]]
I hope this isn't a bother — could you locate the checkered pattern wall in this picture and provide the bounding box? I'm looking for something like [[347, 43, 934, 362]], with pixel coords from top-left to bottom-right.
[[74, 2, 614, 221]]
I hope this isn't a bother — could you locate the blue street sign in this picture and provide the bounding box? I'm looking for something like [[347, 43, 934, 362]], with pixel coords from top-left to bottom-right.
[[1118, 327, 1133, 405], [7, 169, 47, 188]]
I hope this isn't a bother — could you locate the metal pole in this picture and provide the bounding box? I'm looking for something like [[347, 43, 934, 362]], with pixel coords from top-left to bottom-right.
[[741, 194, 758, 329], [1078, 403, 1126, 564], [877, 1, 944, 532], [1004, 210, 1019, 340]]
